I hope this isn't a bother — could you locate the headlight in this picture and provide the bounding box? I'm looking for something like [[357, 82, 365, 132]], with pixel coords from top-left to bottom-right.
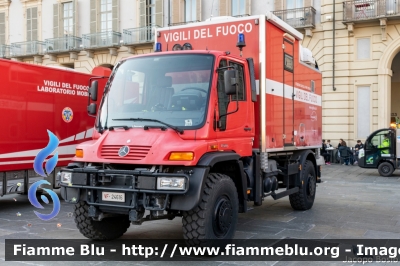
[[61, 172, 72, 184], [157, 177, 185, 190]]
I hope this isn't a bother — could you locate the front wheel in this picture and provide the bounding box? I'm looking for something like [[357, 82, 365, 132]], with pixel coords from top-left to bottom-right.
[[378, 162, 395, 177], [74, 201, 131, 240], [182, 173, 238, 242], [289, 160, 316, 210]]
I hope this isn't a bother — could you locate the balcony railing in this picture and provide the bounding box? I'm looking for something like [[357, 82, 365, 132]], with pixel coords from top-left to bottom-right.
[[273, 7, 316, 29], [10, 41, 46, 57], [122, 26, 158, 45], [343, 0, 400, 21], [0, 45, 11, 58], [45, 36, 82, 53], [82, 31, 121, 49]]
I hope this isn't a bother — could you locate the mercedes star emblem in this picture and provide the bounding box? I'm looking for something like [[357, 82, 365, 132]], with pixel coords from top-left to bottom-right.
[[118, 146, 130, 157]]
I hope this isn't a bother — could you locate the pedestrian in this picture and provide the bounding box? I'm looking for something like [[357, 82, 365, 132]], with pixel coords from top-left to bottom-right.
[[321, 139, 331, 165], [338, 140, 352, 165], [326, 140, 333, 148], [353, 140, 364, 165], [338, 139, 344, 148], [335, 139, 344, 163]]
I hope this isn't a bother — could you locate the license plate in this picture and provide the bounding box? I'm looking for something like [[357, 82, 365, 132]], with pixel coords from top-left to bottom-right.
[[102, 192, 125, 202]]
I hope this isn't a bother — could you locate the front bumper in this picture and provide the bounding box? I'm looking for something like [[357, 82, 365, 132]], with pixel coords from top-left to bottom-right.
[[60, 166, 208, 212]]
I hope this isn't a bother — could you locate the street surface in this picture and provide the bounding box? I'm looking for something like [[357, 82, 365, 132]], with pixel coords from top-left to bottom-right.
[[1, 164, 400, 265]]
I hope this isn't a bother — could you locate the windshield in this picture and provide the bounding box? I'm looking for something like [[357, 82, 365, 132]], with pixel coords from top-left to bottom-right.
[[98, 54, 214, 130]]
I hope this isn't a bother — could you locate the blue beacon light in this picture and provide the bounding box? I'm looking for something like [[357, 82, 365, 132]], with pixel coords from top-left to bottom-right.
[[155, 42, 162, 52], [236, 33, 246, 57]]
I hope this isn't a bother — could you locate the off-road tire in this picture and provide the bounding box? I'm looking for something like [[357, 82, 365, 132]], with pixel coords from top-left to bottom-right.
[[182, 173, 238, 243], [74, 201, 130, 240], [289, 160, 316, 210], [378, 162, 395, 177]]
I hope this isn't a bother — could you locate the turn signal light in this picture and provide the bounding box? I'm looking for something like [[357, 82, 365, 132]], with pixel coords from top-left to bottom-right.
[[169, 152, 194, 161], [75, 149, 84, 158]]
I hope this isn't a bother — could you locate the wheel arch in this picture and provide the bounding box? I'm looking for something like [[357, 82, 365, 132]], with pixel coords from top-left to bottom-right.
[[170, 152, 246, 212], [199, 152, 247, 213], [292, 149, 317, 188]]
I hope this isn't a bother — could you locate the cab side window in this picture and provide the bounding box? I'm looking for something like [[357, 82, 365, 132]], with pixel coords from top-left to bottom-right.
[[216, 59, 229, 131], [370, 130, 391, 148], [215, 59, 246, 131], [229, 62, 245, 101]]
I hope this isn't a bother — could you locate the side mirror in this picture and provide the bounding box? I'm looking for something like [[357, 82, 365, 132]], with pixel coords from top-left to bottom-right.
[[224, 70, 237, 95], [89, 80, 98, 101], [87, 103, 97, 115]]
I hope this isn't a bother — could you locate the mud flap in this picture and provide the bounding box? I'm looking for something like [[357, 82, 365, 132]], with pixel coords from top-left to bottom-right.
[[316, 165, 322, 183]]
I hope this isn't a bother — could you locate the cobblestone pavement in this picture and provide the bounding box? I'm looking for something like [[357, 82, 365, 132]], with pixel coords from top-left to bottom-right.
[[1, 164, 400, 265]]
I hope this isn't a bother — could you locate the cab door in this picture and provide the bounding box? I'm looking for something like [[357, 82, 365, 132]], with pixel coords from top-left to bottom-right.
[[214, 57, 254, 156], [361, 128, 395, 168]]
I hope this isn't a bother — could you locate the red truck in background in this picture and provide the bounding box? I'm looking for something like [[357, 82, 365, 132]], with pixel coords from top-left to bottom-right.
[[60, 12, 323, 241], [0, 59, 110, 196]]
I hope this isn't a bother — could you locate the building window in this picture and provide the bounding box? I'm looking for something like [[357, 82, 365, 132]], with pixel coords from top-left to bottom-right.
[[287, 0, 303, 9], [101, 0, 112, 31], [232, 0, 245, 16], [140, 0, 162, 27], [0, 12, 5, 44], [26, 7, 38, 41], [357, 38, 370, 60], [185, 0, 196, 22], [146, 0, 156, 26], [286, 0, 303, 19], [170, 0, 200, 25], [63, 2, 73, 35], [357, 86, 370, 138], [54, 1, 76, 37], [220, 0, 250, 17], [91, 0, 119, 33]]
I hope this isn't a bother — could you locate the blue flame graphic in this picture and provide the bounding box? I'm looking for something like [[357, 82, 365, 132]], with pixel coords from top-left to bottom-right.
[[29, 130, 61, 221], [33, 130, 59, 177], [28, 180, 60, 221]]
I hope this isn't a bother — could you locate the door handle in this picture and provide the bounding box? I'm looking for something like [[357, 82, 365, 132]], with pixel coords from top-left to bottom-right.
[[244, 127, 252, 131]]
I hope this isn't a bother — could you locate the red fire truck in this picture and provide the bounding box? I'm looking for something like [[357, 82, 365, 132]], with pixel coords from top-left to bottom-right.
[[60, 12, 323, 241], [0, 60, 110, 196]]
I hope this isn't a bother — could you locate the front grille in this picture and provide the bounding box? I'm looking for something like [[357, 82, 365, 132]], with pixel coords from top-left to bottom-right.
[[100, 145, 151, 160]]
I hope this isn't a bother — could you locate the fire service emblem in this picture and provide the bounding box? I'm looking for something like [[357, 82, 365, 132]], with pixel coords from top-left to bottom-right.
[[62, 107, 73, 123]]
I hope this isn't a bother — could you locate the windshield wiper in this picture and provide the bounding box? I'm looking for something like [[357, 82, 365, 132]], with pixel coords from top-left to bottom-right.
[[144, 125, 167, 131], [108, 126, 130, 131], [112, 118, 184, 134]]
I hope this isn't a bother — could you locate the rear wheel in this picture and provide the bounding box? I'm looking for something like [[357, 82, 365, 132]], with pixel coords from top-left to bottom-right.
[[378, 162, 395, 177], [74, 201, 130, 240], [182, 173, 238, 243], [289, 160, 316, 210]]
